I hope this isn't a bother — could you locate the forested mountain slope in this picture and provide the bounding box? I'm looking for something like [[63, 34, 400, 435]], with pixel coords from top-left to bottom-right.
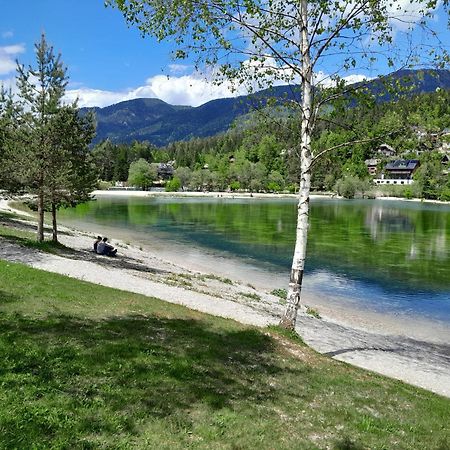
[[84, 69, 450, 146]]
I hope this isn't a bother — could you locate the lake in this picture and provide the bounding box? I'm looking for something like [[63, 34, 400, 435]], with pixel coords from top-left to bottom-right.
[[58, 196, 450, 326]]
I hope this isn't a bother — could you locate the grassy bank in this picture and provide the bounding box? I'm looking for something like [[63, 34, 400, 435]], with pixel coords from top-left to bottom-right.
[[0, 259, 449, 450]]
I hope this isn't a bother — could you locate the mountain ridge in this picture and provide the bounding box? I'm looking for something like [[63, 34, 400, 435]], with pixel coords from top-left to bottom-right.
[[82, 69, 450, 147]]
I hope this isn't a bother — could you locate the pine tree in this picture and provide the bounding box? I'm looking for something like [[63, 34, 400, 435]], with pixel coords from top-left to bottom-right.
[[12, 34, 69, 241], [0, 87, 22, 192], [6, 34, 96, 242], [45, 106, 97, 242]]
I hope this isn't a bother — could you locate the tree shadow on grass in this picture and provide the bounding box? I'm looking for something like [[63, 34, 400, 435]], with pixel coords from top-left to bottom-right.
[[0, 313, 297, 447], [333, 437, 365, 450], [0, 235, 69, 266], [0, 290, 21, 304]]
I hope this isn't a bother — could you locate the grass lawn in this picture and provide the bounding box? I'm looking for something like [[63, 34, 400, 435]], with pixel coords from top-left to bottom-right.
[[0, 244, 449, 448]]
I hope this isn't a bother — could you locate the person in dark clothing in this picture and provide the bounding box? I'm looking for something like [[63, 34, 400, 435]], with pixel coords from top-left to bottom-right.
[[97, 237, 117, 256], [93, 236, 102, 252]]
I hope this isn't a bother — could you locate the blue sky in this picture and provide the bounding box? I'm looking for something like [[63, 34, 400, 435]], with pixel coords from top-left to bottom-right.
[[0, 0, 236, 107], [0, 0, 448, 108]]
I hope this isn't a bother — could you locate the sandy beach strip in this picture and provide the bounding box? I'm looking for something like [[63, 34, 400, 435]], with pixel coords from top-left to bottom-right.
[[91, 189, 450, 205], [1, 195, 450, 398], [91, 189, 339, 201]]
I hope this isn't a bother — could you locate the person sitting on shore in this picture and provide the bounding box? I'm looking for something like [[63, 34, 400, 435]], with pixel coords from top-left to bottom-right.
[[93, 236, 102, 253], [96, 237, 118, 256]]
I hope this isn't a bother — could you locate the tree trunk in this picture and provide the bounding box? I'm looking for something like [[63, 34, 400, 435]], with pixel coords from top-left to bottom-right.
[[280, 0, 312, 330], [37, 191, 45, 242], [51, 202, 58, 243], [280, 171, 311, 329]]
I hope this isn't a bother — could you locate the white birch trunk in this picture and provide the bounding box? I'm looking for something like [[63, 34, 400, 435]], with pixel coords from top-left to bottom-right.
[[280, 0, 312, 330]]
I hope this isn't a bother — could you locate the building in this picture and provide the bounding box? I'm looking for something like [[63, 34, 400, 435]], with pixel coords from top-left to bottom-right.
[[365, 158, 380, 176], [374, 159, 420, 185], [377, 144, 396, 158], [157, 162, 174, 180]]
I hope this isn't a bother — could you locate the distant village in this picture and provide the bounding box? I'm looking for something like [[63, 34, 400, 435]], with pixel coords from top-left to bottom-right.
[[110, 127, 450, 193], [365, 128, 450, 186]]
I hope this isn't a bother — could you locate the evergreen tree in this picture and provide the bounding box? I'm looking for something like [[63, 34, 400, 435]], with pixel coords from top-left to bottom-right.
[[46, 106, 97, 242], [91, 140, 117, 181], [5, 34, 96, 242], [0, 87, 22, 192]]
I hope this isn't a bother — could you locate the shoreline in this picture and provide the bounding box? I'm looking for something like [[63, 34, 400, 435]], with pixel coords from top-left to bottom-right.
[[91, 189, 450, 205], [1, 196, 450, 398], [91, 189, 300, 200]]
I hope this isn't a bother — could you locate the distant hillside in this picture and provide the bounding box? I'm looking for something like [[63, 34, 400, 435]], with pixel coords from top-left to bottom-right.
[[358, 69, 450, 102], [83, 69, 450, 147]]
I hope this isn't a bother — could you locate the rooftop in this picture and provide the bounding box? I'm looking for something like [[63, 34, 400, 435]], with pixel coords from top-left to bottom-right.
[[385, 159, 420, 171]]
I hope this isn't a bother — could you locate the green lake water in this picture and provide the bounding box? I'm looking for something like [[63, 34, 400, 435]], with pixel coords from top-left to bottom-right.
[[58, 196, 450, 324]]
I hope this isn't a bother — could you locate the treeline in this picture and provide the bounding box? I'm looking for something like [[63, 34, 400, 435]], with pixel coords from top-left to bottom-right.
[[91, 124, 300, 193], [92, 89, 450, 200], [0, 35, 97, 242]]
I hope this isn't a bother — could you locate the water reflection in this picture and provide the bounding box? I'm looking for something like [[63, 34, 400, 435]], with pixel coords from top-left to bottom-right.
[[365, 205, 414, 239]]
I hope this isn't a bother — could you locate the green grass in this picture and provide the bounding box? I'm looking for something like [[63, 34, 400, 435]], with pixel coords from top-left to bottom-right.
[[0, 211, 71, 254], [0, 260, 449, 449], [201, 273, 234, 285], [306, 306, 322, 319], [271, 288, 287, 299], [240, 292, 262, 301]]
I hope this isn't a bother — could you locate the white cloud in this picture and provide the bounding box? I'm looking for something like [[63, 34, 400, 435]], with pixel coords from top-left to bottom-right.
[[168, 64, 191, 74], [64, 87, 135, 108], [143, 74, 244, 106], [0, 59, 15, 76], [64, 63, 374, 109], [314, 70, 372, 87], [65, 72, 246, 108], [341, 74, 371, 85], [0, 43, 25, 76], [2, 44, 24, 55], [386, 0, 440, 30], [2, 31, 14, 39], [0, 76, 17, 93]]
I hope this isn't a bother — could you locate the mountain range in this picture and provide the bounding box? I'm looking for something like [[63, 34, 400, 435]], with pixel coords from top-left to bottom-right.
[[82, 69, 450, 147]]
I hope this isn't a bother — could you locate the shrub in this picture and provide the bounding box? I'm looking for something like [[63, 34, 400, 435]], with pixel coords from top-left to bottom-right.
[[165, 177, 181, 192], [286, 184, 297, 194], [335, 176, 375, 199], [267, 181, 281, 192], [97, 180, 113, 190], [439, 187, 450, 202], [230, 181, 241, 191], [335, 176, 358, 198]]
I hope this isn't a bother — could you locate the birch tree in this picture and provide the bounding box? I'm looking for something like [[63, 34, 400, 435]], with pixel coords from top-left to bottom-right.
[[107, 0, 449, 329]]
